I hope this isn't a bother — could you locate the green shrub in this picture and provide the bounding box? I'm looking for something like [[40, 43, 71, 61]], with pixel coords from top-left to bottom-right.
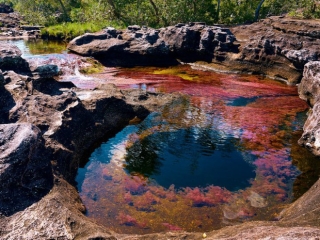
[[41, 21, 124, 40]]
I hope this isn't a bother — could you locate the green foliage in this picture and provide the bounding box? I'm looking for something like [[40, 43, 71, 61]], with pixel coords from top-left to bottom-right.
[[41, 19, 125, 41], [40, 21, 119, 40], [7, 0, 320, 40]]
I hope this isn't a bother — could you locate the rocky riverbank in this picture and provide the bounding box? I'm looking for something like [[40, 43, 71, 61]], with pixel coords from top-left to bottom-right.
[[0, 4, 41, 39], [2, 16, 320, 239], [0, 43, 180, 239], [68, 16, 320, 85]]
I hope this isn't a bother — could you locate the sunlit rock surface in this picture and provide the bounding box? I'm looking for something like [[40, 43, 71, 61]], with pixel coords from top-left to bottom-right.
[[0, 123, 52, 216], [68, 23, 239, 66], [0, 43, 30, 73], [69, 17, 320, 85], [298, 61, 320, 156]]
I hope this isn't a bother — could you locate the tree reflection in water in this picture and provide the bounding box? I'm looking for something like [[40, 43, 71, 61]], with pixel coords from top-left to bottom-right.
[[124, 124, 256, 191]]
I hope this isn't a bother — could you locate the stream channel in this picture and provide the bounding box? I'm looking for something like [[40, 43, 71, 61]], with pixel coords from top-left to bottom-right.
[[9, 39, 320, 235]]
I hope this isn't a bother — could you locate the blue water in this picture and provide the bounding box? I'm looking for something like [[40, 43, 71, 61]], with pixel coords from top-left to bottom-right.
[[125, 127, 256, 191], [77, 112, 256, 192]]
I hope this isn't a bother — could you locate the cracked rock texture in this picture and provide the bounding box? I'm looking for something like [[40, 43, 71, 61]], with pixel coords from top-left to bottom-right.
[[68, 23, 239, 66]]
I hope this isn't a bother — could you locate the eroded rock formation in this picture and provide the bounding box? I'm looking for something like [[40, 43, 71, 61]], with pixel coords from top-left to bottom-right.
[[298, 61, 320, 157], [0, 5, 41, 39], [68, 23, 239, 66], [229, 16, 320, 84], [69, 17, 320, 85]]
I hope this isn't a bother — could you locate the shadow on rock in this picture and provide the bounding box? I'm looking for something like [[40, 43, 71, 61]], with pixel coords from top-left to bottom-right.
[[0, 72, 15, 124], [33, 78, 76, 96]]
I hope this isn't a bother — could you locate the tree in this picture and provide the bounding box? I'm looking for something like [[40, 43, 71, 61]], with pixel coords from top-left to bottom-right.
[[254, 0, 266, 21]]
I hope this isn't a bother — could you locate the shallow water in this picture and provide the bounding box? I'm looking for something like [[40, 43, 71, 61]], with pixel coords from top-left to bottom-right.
[[75, 65, 314, 234], [4, 39, 67, 58]]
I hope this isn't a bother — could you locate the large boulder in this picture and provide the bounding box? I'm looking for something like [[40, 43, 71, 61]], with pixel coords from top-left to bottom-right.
[[229, 16, 320, 84], [0, 43, 30, 74], [68, 23, 239, 66], [0, 123, 53, 216], [298, 61, 320, 156]]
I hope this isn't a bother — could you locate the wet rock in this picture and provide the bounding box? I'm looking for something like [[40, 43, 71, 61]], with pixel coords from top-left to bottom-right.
[[68, 23, 239, 66], [298, 61, 320, 107]]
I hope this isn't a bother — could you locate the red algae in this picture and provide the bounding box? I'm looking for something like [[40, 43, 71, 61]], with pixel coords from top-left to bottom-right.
[[124, 175, 147, 195], [76, 65, 309, 234], [184, 186, 231, 207], [162, 223, 183, 231]]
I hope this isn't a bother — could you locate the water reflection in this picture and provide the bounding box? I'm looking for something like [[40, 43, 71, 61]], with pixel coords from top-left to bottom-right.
[[124, 116, 256, 191], [3, 39, 66, 58], [291, 130, 320, 200], [76, 65, 309, 234]]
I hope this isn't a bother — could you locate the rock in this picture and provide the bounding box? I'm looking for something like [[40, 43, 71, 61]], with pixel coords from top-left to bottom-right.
[[0, 3, 13, 13], [298, 61, 320, 156], [0, 123, 53, 216], [193, 16, 320, 85], [0, 71, 19, 124], [68, 23, 239, 66], [247, 191, 268, 208], [0, 43, 30, 74], [285, 49, 318, 70], [68, 17, 320, 84], [30, 64, 60, 79], [0, 12, 20, 28], [298, 61, 320, 107]]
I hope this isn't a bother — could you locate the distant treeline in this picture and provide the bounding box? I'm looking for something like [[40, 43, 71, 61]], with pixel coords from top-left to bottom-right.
[[1, 0, 319, 39]]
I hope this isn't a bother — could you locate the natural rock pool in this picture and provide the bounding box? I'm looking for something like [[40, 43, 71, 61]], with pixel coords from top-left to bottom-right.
[[7, 39, 320, 235], [75, 66, 317, 234]]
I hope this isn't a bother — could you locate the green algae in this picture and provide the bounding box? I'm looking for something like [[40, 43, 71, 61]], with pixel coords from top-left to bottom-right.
[[153, 68, 199, 81]]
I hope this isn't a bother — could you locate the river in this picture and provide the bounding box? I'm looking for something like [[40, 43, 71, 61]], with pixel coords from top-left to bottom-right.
[[8, 38, 320, 234]]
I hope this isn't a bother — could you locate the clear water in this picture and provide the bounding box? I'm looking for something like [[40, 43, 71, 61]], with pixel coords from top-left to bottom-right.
[[75, 65, 312, 234], [123, 114, 256, 191], [4, 39, 67, 58]]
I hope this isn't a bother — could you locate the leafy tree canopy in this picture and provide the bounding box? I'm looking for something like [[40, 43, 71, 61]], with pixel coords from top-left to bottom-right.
[[0, 0, 319, 27]]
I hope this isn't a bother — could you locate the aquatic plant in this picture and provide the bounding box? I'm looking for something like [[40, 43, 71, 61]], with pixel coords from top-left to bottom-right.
[[162, 223, 183, 231], [102, 168, 113, 181], [124, 192, 133, 205], [77, 65, 310, 234], [124, 176, 147, 195], [149, 185, 167, 198], [184, 186, 230, 207], [117, 212, 138, 226], [134, 191, 159, 211]]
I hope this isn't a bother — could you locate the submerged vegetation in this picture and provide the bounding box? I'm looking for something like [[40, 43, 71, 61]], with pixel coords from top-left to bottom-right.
[[0, 0, 320, 39]]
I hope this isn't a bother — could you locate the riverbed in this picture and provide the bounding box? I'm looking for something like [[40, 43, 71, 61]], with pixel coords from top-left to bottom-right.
[[8, 39, 320, 235]]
